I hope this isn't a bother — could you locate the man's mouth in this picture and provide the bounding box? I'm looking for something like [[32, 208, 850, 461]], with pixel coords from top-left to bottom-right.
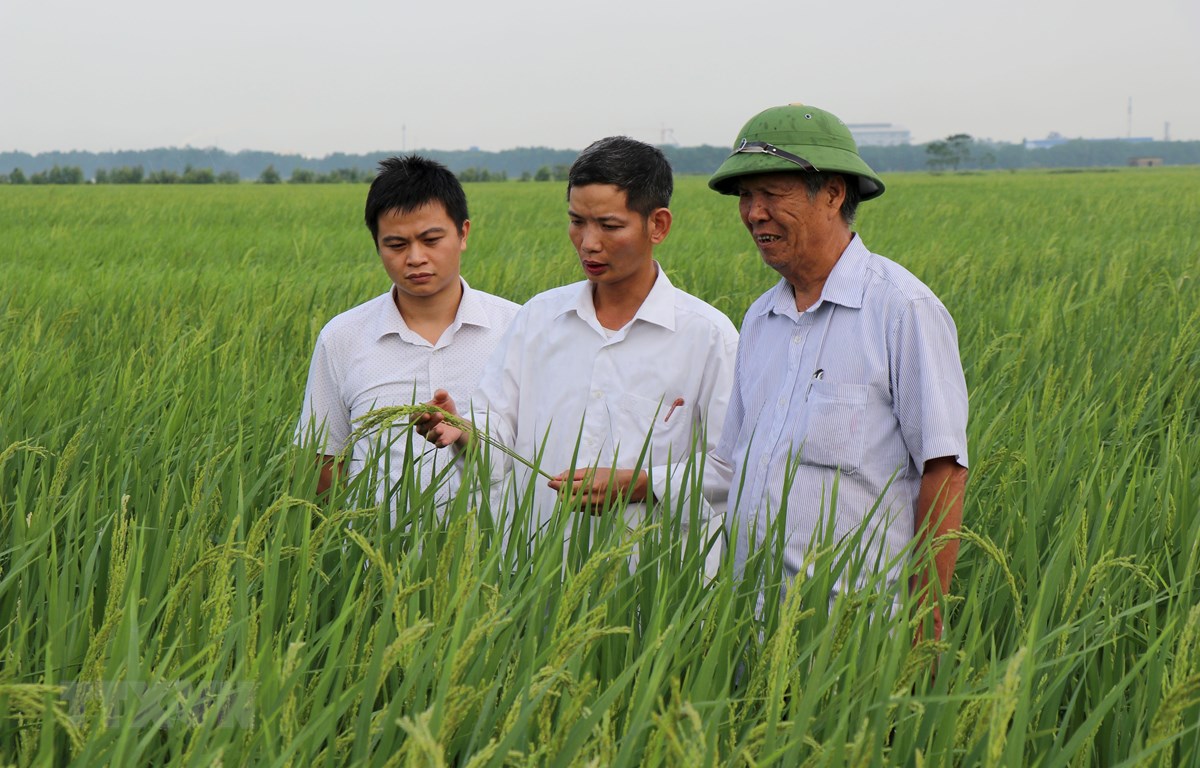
[[755, 234, 781, 244]]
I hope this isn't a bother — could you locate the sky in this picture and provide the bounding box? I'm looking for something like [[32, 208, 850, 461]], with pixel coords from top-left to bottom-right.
[[3, 0, 1198, 156]]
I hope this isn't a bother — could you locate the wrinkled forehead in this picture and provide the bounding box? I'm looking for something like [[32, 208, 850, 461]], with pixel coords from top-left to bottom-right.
[[733, 171, 816, 195]]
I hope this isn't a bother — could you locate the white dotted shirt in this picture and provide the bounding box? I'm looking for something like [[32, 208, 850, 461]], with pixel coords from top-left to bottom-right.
[[296, 279, 519, 514]]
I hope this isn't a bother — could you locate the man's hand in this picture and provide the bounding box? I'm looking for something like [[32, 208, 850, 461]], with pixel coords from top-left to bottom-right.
[[548, 468, 649, 514], [412, 389, 472, 450], [315, 454, 345, 498], [910, 455, 967, 646]]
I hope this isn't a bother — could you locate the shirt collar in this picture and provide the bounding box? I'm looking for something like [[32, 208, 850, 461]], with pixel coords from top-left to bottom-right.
[[556, 262, 677, 333], [453, 278, 494, 329], [371, 277, 491, 341], [819, 234, 868, 310], [758, 234, 869, 318]]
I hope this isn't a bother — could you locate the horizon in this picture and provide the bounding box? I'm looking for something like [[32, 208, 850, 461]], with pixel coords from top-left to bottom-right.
[[2, 131, 1192, 161]]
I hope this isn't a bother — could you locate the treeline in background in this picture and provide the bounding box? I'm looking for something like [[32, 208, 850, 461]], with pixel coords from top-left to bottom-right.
[[2, 136, 1199, 185]]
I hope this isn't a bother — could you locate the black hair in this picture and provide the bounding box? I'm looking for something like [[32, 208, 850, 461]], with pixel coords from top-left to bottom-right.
[[799, 172, 862, 227], [364, 154, 468, 241], [566, 136, 673, 217]]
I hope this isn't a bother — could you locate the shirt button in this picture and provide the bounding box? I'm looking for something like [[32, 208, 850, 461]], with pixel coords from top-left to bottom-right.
[[760, 456, 770, 466], [592, 390, 603, 399], [777, 397, 786, 408], [792, 335, 802, 345]]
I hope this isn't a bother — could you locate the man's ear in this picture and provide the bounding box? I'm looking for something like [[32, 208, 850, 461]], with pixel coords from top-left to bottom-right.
[[458, 219, 471, 251], [646, 207, 672, 245], [823, 176, 847, 215]]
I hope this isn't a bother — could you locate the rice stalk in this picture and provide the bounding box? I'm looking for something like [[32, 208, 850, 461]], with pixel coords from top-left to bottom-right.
[[0, 683, 85, 755], [939, 527, 1023, 627], [396, 708, 447, 768], [1142, 604, 1200, 768], [347, 403, 556, 481], [985, 646, 1027, 767]]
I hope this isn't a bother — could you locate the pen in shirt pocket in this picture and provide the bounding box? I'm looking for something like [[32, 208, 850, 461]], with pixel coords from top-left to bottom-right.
[[664, 397, 685, 422], [805, 305, 835, 401], [805, 368, 824, 400]]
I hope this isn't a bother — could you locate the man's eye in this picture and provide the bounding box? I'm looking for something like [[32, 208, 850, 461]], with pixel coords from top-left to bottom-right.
[[601, 223, 621, 231], [424, 238, 443, 246]]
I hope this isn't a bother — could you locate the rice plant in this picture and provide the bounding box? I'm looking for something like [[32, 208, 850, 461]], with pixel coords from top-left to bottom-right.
[[1, 168, 1198, 765]]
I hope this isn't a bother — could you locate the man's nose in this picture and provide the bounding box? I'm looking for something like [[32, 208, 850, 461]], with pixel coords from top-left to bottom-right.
[[580, 226, 602, 253], [406, 244, 429, 264], [743, 196, 769, 222]]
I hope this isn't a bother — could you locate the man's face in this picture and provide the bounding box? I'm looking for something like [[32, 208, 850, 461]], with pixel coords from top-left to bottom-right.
[[567, 184, 665, 290], [735, 172, 843, 275], [375, 202, 468, 302]]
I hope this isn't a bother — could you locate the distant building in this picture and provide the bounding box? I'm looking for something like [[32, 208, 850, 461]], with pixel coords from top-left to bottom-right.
[[1025, 132, 1155, 149], [847, 123, 911, 147], [1128, 157, 1164, 167]]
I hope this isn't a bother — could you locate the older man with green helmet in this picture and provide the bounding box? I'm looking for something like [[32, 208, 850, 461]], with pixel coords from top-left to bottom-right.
[[710, 104, 969, 642]]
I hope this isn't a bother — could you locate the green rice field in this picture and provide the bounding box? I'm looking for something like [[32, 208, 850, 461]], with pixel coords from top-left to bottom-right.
[[2, 168, 1199, 766]]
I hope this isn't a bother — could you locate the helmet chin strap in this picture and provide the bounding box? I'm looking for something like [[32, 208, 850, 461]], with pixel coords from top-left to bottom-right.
[[732, 139, 819, 173]]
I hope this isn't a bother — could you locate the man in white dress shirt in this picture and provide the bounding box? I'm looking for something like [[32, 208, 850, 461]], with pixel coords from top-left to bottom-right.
[[708, 105, 969, 639], [417, 137, 738, 565], [296, 155, 519, 516]]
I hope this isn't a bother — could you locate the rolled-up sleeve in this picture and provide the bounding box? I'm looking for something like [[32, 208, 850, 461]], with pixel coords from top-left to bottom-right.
[[890, 297, 969, 472], [296, 330, 350, 455]]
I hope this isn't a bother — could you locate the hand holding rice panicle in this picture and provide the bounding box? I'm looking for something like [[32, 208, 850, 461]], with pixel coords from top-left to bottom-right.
[[411, 389, 470, 449]]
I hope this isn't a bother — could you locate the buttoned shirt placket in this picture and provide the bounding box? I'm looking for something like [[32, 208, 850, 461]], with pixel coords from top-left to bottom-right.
[[745, 291, 841, 509]]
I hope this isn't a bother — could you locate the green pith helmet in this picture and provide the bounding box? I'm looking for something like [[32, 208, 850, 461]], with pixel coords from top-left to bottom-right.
[[708, 104, 885, 200]]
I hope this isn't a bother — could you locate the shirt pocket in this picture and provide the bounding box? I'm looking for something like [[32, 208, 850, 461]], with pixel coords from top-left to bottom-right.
[[609, 392, 685, 461], [802, 380, 869, 475]]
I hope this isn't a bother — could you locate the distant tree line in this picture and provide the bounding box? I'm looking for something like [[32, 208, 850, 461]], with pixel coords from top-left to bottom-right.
[[285, 167, 374, 184], [2, 139, 1198, 186], [456, 167, 507, 182], [0, 164, 380, 185], [474, 164, 572, 183], [864, 136, 1200, 173], [0, 164, 244, 185], [99, 165, 242, 184], [0, 165, 86, 184]]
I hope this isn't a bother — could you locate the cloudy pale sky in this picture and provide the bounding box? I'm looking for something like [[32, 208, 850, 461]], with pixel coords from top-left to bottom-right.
[[3, 0, 1198, 155]]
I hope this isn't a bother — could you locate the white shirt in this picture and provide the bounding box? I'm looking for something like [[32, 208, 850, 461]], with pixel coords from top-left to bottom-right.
[[468, 265, 739, 555], [296, 279, 519, 515], [716, 235, 969, 586]]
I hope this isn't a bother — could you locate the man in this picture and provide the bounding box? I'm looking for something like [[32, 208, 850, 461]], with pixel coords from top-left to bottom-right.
[[418, 137, 737, 567], [708, 105, 969, 639], [296, 155, 519, 515]]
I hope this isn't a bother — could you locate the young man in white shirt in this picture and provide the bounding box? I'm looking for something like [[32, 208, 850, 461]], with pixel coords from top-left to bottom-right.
[[296, 155, 519, 516], [417, 137, 738, 563]]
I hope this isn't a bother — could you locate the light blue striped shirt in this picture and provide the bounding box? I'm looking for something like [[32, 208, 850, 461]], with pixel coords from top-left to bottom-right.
[[716, 235, 969, 585]]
